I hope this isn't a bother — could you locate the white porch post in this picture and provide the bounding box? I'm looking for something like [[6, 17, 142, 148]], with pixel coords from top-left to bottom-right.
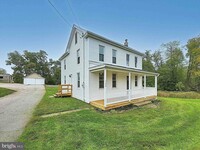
[[144, 75, 146, 89], [144, 75, 146, 97], [155, 75, 157, 95], [128, 72, 131, 101], [104, 68, 107, 107]]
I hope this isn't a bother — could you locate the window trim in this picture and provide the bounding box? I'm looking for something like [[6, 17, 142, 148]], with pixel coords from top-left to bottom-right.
[[64, 59, 66, 70], [77, 72, 80, 88], [99, 72, 104, 88], [135, 75, 138, 87], [135, 56, 138, 68], [99, 45, 104, 62], [126, 54, 130, 66], [112, 73, 117, 88], [112, 49, 117, 64], [77, 49, 80, 64], [64, 75, 66, 84], [75, 32, 78, 44]]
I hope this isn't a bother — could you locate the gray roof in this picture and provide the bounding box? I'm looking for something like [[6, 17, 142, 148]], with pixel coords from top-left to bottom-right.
[[89, 63, 159, 76], [60, 25, 144, 60], [24, 73, 44, 79]]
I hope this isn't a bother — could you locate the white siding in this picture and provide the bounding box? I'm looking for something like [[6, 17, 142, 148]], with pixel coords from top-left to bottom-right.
[[88, 38, 143, 70], [61, 29, 84, 100]]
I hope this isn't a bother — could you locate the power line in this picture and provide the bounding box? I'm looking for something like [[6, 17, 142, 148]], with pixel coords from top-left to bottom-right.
[[48, 0, 72, 26], [66, 0, 80, 26]]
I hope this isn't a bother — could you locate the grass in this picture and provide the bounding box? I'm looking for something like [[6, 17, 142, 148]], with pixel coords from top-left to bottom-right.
[[34, 86, 90, 116], [0, 87, 15, 97], [18, 87, 200, 149], [158, 91, 200, 99]]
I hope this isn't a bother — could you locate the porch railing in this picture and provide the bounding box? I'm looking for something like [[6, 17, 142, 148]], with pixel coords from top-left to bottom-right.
[[106, 87, 157, 105]]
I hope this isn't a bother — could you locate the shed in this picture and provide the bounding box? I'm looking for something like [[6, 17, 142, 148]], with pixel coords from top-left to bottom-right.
[[24, 73, 45, 85]]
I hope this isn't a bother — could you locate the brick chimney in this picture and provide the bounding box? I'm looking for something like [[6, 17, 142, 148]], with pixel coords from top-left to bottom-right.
[[124, 39, 128, 47]]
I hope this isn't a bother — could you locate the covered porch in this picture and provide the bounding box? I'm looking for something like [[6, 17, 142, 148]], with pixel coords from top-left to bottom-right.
[[89, 64, 159, 110]]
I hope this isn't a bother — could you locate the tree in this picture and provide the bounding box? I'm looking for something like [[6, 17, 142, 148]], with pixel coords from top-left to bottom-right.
[[142, 50, 155, 87], [152, 50, 163, 70], [0, 68, 7, 74], [6, 51, 25, 83], [158, 41, 185, 91], [6, 50, 60, 84], [186, 36, 200, 91]]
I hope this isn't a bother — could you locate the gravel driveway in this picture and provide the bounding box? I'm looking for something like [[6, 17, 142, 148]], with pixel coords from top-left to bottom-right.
[[0, 83, 45, 142]]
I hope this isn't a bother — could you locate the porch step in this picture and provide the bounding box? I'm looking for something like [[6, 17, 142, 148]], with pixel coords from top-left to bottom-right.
[[106, 101, 130, 110], [133, 101, 152, 107]]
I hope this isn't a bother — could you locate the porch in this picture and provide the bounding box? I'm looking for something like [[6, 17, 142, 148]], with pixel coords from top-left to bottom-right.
[[90, 95, 157, 110], [89, 64, 159, 110]]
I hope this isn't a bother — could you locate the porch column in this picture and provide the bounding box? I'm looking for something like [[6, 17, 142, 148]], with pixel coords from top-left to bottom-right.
[[128, 72, 131, 101], [144, 75, 146, 98], [104, 68, 107, 107], [144, 75, 146, 89], [155, 75, 157, 95]]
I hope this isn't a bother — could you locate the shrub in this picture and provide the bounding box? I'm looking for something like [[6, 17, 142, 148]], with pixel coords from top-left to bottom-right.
[[158, 91, 200, 99]]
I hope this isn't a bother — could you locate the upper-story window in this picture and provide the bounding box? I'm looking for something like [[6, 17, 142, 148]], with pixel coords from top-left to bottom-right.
[[112, 49, 117, 64], [126, 54, 130, 66], [135, 56, 138, 68], [77, 49, 80, 64], [99, 45, 104, 62], [64, 59, 66, 70], [75, 32, 78, 44]]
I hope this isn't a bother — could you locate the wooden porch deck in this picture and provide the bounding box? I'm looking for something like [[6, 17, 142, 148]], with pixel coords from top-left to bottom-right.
[[90, 96, 157, 110]]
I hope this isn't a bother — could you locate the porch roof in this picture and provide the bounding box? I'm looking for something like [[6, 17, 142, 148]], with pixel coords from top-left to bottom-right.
[[89, 64, 159, 76]]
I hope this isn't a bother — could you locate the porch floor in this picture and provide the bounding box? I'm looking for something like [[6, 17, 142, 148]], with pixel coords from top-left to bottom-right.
[[90, 96, 157, 110]]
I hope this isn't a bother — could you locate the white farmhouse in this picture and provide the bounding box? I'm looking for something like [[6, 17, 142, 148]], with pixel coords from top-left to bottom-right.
[[60, 25, 159, 110]]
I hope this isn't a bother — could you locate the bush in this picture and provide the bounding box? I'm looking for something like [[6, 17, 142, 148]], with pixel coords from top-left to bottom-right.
[[158, 91, 200, 99], [175, 82, 185, 91]]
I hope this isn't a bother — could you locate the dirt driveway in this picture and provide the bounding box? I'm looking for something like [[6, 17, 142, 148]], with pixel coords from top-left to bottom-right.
[[0, 83, 45, 142]]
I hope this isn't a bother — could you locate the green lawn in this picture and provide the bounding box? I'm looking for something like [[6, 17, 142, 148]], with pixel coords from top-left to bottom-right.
[[34, 87, 90, 116], [0, 87, 15, 97], [18, 87, 200, 149]]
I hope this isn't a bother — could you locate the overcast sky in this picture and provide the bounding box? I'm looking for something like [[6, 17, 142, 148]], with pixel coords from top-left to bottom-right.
[[0, 0, 200, 74]]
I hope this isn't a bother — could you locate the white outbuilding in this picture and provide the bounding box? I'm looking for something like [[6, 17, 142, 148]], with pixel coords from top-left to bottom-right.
[[23, 73, 45, 85]]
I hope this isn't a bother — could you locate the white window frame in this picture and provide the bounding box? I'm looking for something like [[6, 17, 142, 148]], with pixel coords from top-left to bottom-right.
[[126, 54, 130, 66], [99, 45, 104, 62], [77, 49, 80, 64], [77, 73, 80, 88], [112, 49, 117, 64]]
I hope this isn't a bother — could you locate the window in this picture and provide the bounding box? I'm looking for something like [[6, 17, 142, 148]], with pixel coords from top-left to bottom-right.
[[112, 49, 117, 64], [99, 45, 104, 62], [142, 76, 144, 87], [77, 49, 80, 64], [135, 76, 138, 87], [135, 56, 138, 68], [64, 75, 66, 84], [75, 32, 77, 44], [112, 74, 116, 88], [126, 54, 130, 66], [77, 73, 80, 88], [99, 73, 104, 88], [64, 59, 66, 70], [127, 76, 129, 90]]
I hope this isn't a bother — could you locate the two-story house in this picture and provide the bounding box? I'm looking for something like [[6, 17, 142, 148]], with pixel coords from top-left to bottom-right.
[[59, 25, 159, 110]]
